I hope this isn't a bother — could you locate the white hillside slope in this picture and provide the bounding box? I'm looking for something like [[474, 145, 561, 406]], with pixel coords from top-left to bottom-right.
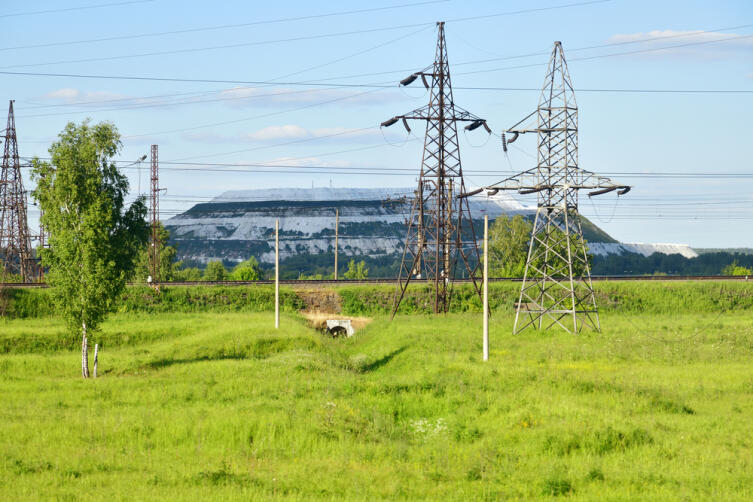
[[589, 242, 698, 259], [166, 187, 696, 264]]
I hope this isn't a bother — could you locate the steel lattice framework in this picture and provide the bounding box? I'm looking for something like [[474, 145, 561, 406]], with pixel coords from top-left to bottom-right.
[[476, 42, 630, 334], [382, 22, 491, 317], [0, 100, 35, 284], [149, 144, 161, 290]]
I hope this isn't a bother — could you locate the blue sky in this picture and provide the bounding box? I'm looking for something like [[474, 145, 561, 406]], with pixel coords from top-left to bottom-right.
[[1, 0, 752, 247]]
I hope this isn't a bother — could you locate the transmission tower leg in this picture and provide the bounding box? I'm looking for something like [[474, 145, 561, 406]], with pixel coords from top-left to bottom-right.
[[514, 211, 540, 334], [391, 200, 425, 319], [564, 208, 578, 333], [574, 212, 600, 332]]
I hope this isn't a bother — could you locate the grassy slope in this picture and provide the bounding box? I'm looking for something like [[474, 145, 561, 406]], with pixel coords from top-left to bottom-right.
[[4, 280, 753, 320], [1, 308, 753, 501]]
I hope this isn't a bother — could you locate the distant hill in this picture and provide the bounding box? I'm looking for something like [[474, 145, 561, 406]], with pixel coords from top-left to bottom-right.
[[164, 187, 696, 277], [695, 248, 753, 255]]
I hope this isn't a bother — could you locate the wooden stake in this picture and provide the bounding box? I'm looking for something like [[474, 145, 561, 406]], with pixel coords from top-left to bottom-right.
[[334, 208, 339, 280], [483, 215, 489, 361], [275, 218, 279, 329]]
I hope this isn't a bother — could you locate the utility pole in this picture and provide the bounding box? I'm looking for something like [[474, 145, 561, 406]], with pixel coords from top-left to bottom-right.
[[483, 214, 489, 361], [149, 145, 160, 290], [474, 42, 631, 334], [334, 208, 339, 280], [382, 21, 491, 317], [0, 100, 35, 285], [275, 218, 279, 329]]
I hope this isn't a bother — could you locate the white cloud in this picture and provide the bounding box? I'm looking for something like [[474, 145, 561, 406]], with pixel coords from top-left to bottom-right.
[[607, 29, 753, 59], [41, 88, 128, 105], [122, 135, 170, 146], [44, 88, 80, 100], [38, 88, 204, 110], [183, 125, 386, 144], [244, 125, 382, 142], [246, 124, 309, 141], [258, 156, 352, 168], [218, 86, 402, 108], [180, 132, 232, 144]]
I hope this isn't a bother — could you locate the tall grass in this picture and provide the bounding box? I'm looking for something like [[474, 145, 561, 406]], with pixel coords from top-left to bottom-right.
[[338, 280, 753, 315], [4, 280, 752, 320], [1, 309, 753, 500]]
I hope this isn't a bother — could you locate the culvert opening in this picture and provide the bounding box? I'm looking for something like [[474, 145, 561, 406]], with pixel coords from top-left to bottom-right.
[[327, 325, 348, 338], [301, 312, 372, 339]]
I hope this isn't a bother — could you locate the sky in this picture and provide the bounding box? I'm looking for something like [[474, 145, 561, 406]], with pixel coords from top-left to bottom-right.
[[1, 0, 752, 248]]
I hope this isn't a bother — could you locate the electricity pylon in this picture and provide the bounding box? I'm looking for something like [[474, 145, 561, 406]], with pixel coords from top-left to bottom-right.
[[149, 144, 162, 290], [381, 21, 491, 317], [473, 42, 630, 334], [0, 100, 35, 284]]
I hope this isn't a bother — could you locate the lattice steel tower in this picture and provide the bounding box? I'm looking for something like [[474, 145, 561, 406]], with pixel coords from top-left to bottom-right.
[[0, 100, 35, 283], [381, 22, 491, 317], [483, 42, 630, 333], [149, 144, 161, 289]]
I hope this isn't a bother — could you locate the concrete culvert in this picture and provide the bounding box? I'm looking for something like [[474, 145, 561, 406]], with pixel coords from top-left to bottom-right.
[[301, 312, 371, 338], [326, 320, 354, 338]]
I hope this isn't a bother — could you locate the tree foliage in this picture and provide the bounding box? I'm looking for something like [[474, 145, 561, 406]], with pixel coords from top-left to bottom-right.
[[173, 267, 203, 281], [230, 257, 262, 281], [591, 251, 753, 276], [486, 215, 590, 278], [31, 120, 148, 377], [343, 259, 369, 280], [132, 222, 180, 282], [487, 215, 531, 277], [722, 260, 752, 276], [203, 260, 228, 281]]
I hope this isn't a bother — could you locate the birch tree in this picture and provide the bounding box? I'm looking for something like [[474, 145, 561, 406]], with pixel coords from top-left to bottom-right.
[[31, 121, 147, 378]]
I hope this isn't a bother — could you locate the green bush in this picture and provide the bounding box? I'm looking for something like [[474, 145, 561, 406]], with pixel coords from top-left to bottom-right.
[[203, 260, 227, 281]]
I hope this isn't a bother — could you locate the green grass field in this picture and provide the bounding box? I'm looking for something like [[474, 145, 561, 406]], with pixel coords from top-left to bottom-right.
[[1, 284, 753, 500]]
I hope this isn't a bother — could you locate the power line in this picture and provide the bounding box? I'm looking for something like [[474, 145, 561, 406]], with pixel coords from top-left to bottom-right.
[[17, 21, 753, 115], [455, 32, 753, 77], [15, 85, 367, 120], [0, 1, 446, 52], [14, 27, 431, 120], [0, 1, 615, 70], [168, 127, 398, 163], [19, 156, 753, 179], [449, 23, 753, 69], [0, 0, 154, 18], [0, 25, 435, 71], [3, 73, 751, 95], [0, 0, 607, 52], [266, 22, 753, 84], [123, 88, 387, 139], [19, 88, 220, 110]]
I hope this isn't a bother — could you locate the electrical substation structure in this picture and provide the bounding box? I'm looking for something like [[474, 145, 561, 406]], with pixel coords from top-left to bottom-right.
[[475, 41, 630, 334], [0, 100, 36, 286], [382, 21, 491, 317], [149, 144, 162, 290]]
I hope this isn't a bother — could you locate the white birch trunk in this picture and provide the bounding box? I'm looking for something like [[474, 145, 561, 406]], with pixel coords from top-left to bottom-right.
[[81, 322, 89, 379], [93, 343, 99, 378]]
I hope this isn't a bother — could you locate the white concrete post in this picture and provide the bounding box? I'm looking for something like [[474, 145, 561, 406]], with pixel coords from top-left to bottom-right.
[[275, 218, 280, 329], [483, 215, 489, 361]]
